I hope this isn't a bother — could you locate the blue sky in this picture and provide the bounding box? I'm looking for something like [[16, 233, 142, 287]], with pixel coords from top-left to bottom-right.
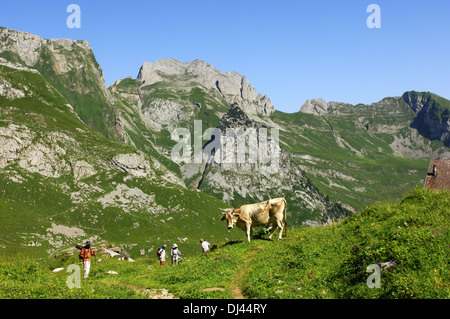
[[1, 0, 449, 113]]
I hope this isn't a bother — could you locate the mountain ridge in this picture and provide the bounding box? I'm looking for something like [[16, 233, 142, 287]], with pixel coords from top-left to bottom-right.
[[135, 58, 275, 117], [299, 92, 450, 147], [0, 26, 118, 140]]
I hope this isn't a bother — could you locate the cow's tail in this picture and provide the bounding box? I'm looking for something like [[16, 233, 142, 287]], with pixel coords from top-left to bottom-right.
[[283, 198, 288, 238]]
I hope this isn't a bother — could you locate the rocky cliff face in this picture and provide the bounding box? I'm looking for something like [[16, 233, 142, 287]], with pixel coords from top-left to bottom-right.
[[403, 91, 450, 147], [137, 59, 274, 116], [0, 27, 117, 139]]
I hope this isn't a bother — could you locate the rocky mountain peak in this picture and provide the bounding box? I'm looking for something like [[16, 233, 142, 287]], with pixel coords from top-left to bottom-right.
[[0, 27, 93, 67], [136, 58, 275, 116], [137, 59, 185, 81], [0, 26, 117, 138], [300, 98, 329, 115]]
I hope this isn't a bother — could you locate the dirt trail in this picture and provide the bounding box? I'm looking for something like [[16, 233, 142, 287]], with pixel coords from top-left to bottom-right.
[[230, 244, 265, 299]]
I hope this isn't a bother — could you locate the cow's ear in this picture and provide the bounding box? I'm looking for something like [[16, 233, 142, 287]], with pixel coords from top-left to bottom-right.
[[220, 215, 226, 221]]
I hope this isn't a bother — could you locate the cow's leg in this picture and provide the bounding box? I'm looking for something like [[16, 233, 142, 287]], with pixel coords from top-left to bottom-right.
[[246, 224, 252, 242], [267, 222, 277, 240], [276, 220, 284, 241]]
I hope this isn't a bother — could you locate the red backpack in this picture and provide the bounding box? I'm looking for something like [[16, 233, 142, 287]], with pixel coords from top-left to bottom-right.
[[79, 248, 92, 261]]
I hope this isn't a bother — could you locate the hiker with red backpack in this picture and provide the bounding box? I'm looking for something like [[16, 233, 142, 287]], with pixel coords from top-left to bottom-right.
[[79, 241, 96, 279]]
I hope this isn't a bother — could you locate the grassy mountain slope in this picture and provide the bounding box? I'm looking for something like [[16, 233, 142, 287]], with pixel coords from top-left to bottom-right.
[[243, 187, 449, 299], [271, 96, 448, 211], [0, 63, 241, 259], [1, 187, 447, 299]]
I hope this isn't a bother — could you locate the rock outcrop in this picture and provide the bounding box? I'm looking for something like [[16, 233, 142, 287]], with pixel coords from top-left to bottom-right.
[[299, 99, 329, 116], [403, 91, 450, 147], [111, 153, 154, 178]]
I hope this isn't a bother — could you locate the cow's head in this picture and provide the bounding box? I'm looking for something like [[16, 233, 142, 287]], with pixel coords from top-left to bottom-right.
[[221, 209, 239, 229]]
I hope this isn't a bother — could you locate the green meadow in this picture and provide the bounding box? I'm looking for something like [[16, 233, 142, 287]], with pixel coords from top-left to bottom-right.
[[1, 187, 448, 299]]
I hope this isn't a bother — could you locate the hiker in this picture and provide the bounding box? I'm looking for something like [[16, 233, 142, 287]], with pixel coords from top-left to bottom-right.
[[171, 244, 183, 266], [80, 241, 96, 280], [200, 238, 210, 253], [157, 244, 167, 266]]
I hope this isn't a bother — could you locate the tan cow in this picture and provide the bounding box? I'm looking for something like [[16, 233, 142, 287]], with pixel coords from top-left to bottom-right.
[[221, 198, 287, 242]]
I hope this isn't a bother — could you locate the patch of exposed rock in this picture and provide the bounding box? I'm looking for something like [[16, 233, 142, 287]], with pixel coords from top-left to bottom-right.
[[142, 98, 182, 128], [111, 153, 154, 178], [110, 152, 185, 187], [0, 124, 35, 168], [96, 183, 162, 214], [71, 160, 97, 180]]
